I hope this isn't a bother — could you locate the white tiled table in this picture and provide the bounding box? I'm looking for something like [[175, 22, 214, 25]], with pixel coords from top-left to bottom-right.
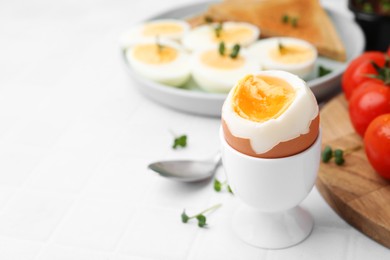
[[1, 0, 389, 259]]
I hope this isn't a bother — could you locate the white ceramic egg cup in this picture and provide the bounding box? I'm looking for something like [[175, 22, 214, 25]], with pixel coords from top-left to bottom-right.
[[220, 129, 322, 249]]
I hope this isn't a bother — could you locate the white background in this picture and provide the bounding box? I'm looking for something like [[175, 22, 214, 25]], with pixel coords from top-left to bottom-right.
[[0, 0, 389, 259]]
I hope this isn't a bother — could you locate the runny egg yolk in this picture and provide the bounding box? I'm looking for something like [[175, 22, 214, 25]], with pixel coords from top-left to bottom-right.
[[201, 50, 244, 69], [133, 44, 178, 64], [212, 27, 253, 43], [142, 23, 183, 36], [269, 45, 314, 64], [232, 75, 296, 122]]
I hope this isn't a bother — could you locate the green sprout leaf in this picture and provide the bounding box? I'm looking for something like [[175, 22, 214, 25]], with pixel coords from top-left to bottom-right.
[[334, 149, 344, 158], [321, 145, 361, 166], [322, 145, 333, 163], [214, 179, 222, 192], [155, 35, 164, 53], [218, 41, 225, 56], [282, 14, 289, 23], [318, 65, 332, 77], [230, 44, 241, 59], [204, 16, 213, 24], [173, 135, 187, 149], [213, 178, 233, 194], [196, 214, 207, 227], [181, 210, 189, 223], [281, 15, 298, 27], [214, 23, 223, 38], [334, 149, 344, 165], [180, 204, 222, 228], [278, 41, 285, 54], [335, 156, 345, 166], [291, 17, 298, 27]]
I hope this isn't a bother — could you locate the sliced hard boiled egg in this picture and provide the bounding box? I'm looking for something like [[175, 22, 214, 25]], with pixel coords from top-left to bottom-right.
[[120, 19, 190, 47], [126, 39, 190, 87], [183, 21, 260, 52], [222, 70, 319, 158], [191, 45, 261, 93], [248, 37, 317, 79]]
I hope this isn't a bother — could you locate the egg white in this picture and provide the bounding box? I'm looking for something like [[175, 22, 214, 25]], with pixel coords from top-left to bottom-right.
[[222, 70, 319, 154], [126, 39, 191, 87], [182, 21, 260, 52], [120, 19, 190, 48], [191, 47, 261, 93], [248, 37, 317, 79]]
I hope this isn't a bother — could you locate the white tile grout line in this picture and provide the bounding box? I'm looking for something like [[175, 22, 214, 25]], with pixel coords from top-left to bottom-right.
[[184, 188, 228, 260], [0, 101, 143, 257], [105, 152, 160, 257], [30, 145, 121, 257], [0, 96, 180, 258], [0, 19, 144, 213], [30, 106, 144, 258]]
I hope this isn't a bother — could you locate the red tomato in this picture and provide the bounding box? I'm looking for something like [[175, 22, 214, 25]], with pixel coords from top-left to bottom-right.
[[364, 114, 390, 178], [349, 80, 390, 137], [342, 52, 386, 100]]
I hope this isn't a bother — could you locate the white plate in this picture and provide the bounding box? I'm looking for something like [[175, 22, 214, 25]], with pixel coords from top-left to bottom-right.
[[122, 1, 365, 117]]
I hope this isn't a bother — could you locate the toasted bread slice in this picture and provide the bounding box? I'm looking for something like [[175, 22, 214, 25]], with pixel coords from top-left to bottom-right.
[[188, 0, 346, 61]]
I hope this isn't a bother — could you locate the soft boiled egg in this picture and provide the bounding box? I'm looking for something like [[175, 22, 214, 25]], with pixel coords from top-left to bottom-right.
[[248, 37, 317, 79], [182, 21, 260, 52], [222, 70, 319, 158], [191, 44, 261, 93], [120, 19, 190, 47], [126, 39, 190, 87]]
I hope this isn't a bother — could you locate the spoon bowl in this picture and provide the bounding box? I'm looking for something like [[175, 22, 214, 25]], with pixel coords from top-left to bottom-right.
[[148, 153, 221, 182]]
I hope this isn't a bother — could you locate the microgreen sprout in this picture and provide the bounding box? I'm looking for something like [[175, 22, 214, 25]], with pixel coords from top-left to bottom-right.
[[230, 44, 241, 59], [321, 145, 361, 165], [170, 130, 187, 149], [278, 41, 285, 54], [218, 41, 226, 56], [322, 145, 333, 163], [155, 35, 164, 53], [181, 203, 222, 228], [214, 22, 223, 38], [282, 14, 289, 23], [318, 65, 332, 77], [214, 178, 233, 194], [291, 17, 298, 27], [172, 135, 187, 149], [281, 14, 299, 27], [334, 149, 345, 166], [204, 16, 213, 24]]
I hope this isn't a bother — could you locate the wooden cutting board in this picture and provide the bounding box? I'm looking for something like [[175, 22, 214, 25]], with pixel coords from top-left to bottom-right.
[[317, 94, 390, 248]]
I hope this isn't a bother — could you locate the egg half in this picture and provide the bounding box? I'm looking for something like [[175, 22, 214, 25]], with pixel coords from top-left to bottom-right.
[[182, 21, 260, 52], [126, 39, 190, 87], [191, 46, 261, 93], [248, 37, 317, 79], [120, 19, 190, 47], [222, 70, 319, 158]]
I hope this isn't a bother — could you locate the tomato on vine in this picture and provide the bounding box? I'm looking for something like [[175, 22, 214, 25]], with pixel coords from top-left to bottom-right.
[[342, 51, 387, 100], [364, 114, 390, 179], [348, 56, 390, 137]]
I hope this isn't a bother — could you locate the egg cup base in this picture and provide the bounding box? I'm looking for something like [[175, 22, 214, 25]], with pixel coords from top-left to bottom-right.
[[220, 127, 321, 249], [232, 204, 314, 249]]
